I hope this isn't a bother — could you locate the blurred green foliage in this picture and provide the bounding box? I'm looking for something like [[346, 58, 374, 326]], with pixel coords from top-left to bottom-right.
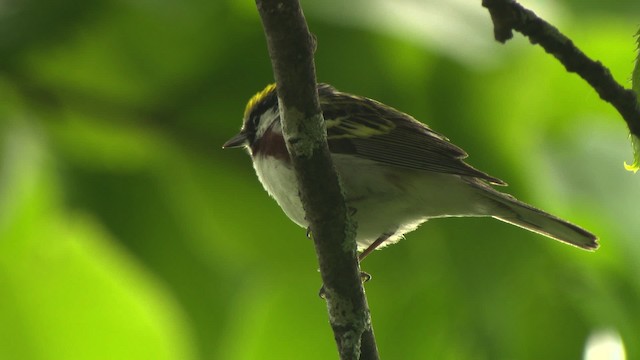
[[1, 0, 639, 359]]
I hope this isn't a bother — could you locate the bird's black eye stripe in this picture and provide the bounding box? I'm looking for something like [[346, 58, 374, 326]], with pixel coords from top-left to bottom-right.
[[252, 114, 261, 127], [242, 113, 260, 136]]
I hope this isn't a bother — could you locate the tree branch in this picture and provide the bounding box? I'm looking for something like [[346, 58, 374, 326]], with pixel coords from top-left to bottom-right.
[[254, 1, 379, 359], [482, 0, 640, 139]]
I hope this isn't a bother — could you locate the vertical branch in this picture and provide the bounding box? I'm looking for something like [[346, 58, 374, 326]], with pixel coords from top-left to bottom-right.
[[254, 1, 379, 359]]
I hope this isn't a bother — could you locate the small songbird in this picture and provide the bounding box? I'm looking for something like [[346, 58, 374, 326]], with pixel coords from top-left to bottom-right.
[[223, 83, 598, 259]]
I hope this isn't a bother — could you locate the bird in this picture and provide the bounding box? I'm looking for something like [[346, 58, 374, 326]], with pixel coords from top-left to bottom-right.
[[223, 83, 598, 260]]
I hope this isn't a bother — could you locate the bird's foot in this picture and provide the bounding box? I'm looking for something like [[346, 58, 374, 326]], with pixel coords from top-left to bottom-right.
[[318, 271, 372, 299]]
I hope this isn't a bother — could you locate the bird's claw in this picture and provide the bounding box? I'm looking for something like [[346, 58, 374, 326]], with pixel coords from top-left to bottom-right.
[[318, 271, 372, 299]]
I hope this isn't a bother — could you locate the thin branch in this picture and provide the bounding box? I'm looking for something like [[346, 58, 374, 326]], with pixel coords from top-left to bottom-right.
[[482, 0, 640, 139], [254, 1, 379, 359]]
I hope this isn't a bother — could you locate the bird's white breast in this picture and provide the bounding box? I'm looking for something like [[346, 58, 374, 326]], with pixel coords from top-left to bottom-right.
[[252, 155, 308, 227], [251, 152, 487, 252]]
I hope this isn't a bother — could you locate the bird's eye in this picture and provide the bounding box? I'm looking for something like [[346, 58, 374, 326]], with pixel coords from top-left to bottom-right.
[[244, 115, 261, 136], [251, 115, 260, 129]]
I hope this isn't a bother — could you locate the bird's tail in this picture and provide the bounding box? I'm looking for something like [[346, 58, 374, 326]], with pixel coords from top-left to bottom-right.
[[478, 185, 598, 250]]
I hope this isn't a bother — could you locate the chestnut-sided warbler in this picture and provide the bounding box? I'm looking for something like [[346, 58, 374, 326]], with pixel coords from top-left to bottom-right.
[[224, 83, 597, 259]]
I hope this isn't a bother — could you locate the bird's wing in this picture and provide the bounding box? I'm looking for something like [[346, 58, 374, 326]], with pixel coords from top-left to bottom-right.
[[319, 85, 506, 185]]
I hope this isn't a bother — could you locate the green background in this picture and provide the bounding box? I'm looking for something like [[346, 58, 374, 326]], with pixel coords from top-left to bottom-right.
[[1, 0, 639, 359]]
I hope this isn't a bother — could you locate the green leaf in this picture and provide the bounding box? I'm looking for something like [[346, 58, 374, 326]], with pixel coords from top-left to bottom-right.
[[627, 27, 640, 173], [624, 134, 640, 173]]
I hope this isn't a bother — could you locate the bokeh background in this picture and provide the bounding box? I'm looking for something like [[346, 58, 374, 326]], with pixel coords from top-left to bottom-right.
[[1, 0, 639, 359]]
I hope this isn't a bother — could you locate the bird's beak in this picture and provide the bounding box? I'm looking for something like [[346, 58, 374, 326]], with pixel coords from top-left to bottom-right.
[[222, 132, 248, 149]]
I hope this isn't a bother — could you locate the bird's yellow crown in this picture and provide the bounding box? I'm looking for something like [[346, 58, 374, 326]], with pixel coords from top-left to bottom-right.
[[244, 83, 277, 119]]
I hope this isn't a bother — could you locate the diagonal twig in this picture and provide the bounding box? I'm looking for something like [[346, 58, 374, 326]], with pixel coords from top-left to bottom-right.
[[482, 0, 640, 139]]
